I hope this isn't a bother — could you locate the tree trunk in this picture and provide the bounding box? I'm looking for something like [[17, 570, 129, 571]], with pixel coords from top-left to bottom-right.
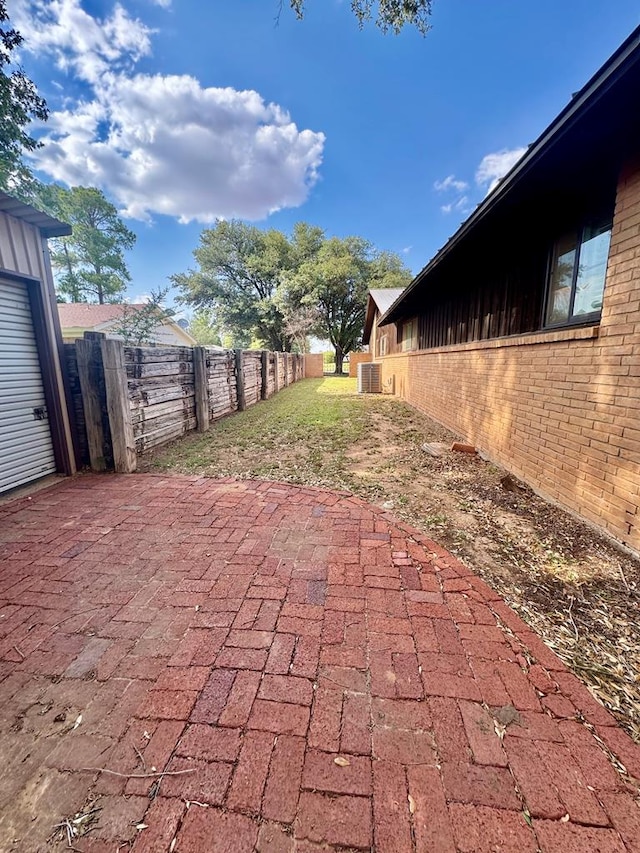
[[334, 345, 345, 375], [96, 266, 104, 304], [62, 242, 79, 300]]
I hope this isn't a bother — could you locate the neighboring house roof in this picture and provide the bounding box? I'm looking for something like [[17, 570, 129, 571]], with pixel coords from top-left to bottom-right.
[[58, 303, 197, 346], [58, 303, 138, 327], [363, 288, 406, 344], [0, 191, 71, 238], [379, 24, 640, 328]]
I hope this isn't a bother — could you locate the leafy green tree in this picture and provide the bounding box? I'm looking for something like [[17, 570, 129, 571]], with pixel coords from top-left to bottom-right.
[[285, 236, 412, 374], [288, 0, 433, 34], [282, 304, 318, 353], [188, 308, 223, 347], [35, 184, 136, 304], [0, 1, 49, 194], [221, 328, 253, 350], [110, 288, 176, 346], [176, 220, 411, 364], [173, 220, 296, 351]]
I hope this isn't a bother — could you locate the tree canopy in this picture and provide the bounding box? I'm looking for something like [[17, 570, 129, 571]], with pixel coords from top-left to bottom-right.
[[288, 0, 433, 34], [174, 220, 412, 370], [283, 236, 412, 373], [173, 220, 298, 352], [110, 288, 176, 346], [188, 309, 223, 347], [35, 184, 136, 304], [0, 1, 48, 194]]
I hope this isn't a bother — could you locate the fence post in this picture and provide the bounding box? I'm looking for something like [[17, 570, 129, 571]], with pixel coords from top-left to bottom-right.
[[235, 349, 246, 411], [284, 353, 289, 387], [260, 350, 268, 400], [101, 337, 137, 473], [193, 347, 210, 432], [76, 332, 108, 471], [274, 353, 280, 394]]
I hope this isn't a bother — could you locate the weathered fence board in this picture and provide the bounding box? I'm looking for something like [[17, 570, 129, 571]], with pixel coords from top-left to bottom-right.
[[242, 351, 262, 408], [67, 335, 306, 469], [134, 416, 198, 452], [267, 354, 276, 397], [75, 335, 113, 471], [123, 344, 196, 455], [125, 346, 193, 364], [277, 354, 286, 389], [63, 343, 90, 469], [102, 338, 137, 473], [207, 350, 237, 421], [126, 361, 194, 380], [129, 384, 193, 407]]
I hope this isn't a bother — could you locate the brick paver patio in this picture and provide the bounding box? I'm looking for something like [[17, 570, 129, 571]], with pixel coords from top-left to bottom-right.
[[0, 474, 639, 852]]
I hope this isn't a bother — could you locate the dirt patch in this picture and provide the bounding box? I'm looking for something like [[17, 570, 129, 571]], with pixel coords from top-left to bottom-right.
[[145, 377, 640, 743]]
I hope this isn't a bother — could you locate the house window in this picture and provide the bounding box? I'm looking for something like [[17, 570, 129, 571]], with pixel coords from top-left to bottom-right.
[[401, 319, 417, 352], [545, 220, 612, 327], [377, 335, 388, 357]]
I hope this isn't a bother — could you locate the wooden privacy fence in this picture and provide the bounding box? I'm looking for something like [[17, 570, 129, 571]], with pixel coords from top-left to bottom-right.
[[64, 333, 304, 473]]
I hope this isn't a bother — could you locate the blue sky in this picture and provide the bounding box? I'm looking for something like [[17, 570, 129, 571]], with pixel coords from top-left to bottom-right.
[[13, 0, 640, 311]]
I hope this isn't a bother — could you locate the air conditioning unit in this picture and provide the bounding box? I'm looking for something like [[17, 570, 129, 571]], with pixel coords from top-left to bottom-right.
[[357, 362, 382, 394]]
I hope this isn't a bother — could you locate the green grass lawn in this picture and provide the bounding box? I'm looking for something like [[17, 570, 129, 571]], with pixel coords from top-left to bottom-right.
[[146, 377, 377, 488]]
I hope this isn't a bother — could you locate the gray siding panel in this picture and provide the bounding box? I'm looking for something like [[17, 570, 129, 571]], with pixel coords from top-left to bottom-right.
[[0, 278, 56, 492], [0, 212, 46, 279]]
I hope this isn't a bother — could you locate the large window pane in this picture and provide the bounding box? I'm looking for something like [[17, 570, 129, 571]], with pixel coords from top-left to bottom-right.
[[402, 319, 415, 351], [572, 224, 611, 317], [546, 233, 577, 325]]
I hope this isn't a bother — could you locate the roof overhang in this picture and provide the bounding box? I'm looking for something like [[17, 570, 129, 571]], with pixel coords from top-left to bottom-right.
[[362, 288, 407, 343], [0, 191, 72, 238], [362, 294, 378, 345], [379, 24, 640, 327]]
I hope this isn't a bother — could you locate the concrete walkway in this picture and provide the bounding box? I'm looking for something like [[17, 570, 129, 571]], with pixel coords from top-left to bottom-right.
[[0, 474, 639, 852]]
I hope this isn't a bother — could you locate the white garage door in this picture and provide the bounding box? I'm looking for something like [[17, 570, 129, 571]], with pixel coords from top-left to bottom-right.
[[0, 278, 56, 493]]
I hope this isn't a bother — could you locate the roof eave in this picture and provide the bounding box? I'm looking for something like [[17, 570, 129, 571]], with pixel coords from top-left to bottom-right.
[[362, 296, 377, 345], [0, 191, 72, 238], [378, 24, 640, 328]]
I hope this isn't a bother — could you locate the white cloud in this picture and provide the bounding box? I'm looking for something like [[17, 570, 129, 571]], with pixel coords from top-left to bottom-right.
[[37, 73, 325, 223], [441, 195, 470, 216], [434, 174, 469, 193], [16, 0, 325, 224], [13, 0, 152, 83], [475, 147, 527, 194], [434, 146, 527, 216]]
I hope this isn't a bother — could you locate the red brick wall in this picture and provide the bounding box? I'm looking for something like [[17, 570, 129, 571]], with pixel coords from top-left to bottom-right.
[[349, 352, 371, 377], [377, 158, 640, 552], [304, 353, 324, 378]]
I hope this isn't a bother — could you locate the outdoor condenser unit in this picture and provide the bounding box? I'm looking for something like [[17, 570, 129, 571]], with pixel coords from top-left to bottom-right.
[[357, 362, 382, 394]]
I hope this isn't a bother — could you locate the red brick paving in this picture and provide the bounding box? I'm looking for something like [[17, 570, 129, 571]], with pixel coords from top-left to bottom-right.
[[0, 474, 639, 852]]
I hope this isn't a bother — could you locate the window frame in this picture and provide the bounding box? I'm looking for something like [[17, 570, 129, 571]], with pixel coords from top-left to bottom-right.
[[377, 334, 388, 357], [401, 318, 417, 352], [543, 219, 612, 330]]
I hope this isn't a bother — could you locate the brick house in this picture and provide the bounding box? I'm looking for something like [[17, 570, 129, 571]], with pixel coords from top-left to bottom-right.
[[367, 27, 640, 553], [363, 288, 407, 360]]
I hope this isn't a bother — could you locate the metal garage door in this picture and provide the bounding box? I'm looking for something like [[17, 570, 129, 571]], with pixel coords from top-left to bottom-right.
[[0, 278, 56, 493]]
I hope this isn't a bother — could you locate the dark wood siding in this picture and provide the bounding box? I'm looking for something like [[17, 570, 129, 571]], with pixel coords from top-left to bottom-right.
[[416, 246, 548, 350]]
